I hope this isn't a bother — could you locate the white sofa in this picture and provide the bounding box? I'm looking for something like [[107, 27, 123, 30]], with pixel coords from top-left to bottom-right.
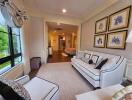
[[0, 75, 59, 100], [71, 50, 126, 88]]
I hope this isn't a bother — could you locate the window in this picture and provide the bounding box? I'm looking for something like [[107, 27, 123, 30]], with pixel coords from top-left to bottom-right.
[[0, 25, 22, 74]]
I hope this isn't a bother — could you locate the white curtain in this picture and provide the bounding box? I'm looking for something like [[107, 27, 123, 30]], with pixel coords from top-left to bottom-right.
[[0, 0, 23, 28]]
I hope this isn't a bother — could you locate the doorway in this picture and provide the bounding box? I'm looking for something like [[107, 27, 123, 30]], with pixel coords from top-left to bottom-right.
[[58, 35, 66, 50], [46, 21, 78, 63]]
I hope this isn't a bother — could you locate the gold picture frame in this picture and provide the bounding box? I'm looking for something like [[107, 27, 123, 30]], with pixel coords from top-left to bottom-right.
[[106, 30, 127, 49], [95, 17, 108, 34], [94, 34, 106, 48], [109, 6, 131, 31]]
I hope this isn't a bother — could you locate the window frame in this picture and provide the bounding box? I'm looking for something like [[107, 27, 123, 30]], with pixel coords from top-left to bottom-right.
[[0, 26, 22, 69]]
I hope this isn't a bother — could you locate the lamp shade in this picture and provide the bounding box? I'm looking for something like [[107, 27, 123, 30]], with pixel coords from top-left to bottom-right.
[[126, 30, 132, 43]]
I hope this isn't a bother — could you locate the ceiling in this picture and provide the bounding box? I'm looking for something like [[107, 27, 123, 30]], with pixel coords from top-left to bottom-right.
[[23, 0, 119, 23], [47, 22, 78, 34]]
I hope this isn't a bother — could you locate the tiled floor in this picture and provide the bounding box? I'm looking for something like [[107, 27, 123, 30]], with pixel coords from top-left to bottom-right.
[[48, 50, 72, 63]]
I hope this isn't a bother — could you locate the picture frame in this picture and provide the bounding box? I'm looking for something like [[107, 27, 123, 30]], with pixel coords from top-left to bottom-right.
[[106, 30, 127, 49], [95, 17, 108, 34], [109, 6, 131, 31], [94, 34, 106, 48]]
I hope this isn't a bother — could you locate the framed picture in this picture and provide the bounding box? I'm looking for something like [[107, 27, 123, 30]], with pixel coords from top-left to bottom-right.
[[109, 6, 131, 31], [95, 17, 108, 34], [106, 30, 127, 49], [94, 34, 106, 48]]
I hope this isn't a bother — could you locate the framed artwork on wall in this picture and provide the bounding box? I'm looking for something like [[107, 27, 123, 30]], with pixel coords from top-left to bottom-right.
[[109, 6, 131, 31], [106, 30, 127, 49], [94, 34, 106, 48], [95, 17, 108, 34]]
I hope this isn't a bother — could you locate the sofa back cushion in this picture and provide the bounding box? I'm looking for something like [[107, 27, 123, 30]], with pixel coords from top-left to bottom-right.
[[81, 53, 91, 63], [86, 50, 121, 63], [101, 57, 117, 71]]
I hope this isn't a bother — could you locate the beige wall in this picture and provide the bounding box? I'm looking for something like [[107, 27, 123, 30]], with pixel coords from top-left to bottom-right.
[[28, 17, 45, 63], [81, 0, 132, 60], [49, 31, 59, 51]]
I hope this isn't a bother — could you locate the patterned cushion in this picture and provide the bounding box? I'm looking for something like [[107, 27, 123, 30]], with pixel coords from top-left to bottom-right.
[[0, 77, 31, 100], [81, 53, 91, 63], [91, 55, 99, 64], [125, 93, 132, 100], [112, 85, 132, 100], [84, 53, 91, 59]]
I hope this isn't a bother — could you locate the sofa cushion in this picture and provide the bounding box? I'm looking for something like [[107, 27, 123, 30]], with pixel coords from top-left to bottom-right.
[[24, 77, 58, 100], [84, 53, 91, 59], [72, 58, 100, 80]]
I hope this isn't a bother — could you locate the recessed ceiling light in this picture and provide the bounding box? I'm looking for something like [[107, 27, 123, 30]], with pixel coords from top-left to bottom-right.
[[62, 9, 67, 13]]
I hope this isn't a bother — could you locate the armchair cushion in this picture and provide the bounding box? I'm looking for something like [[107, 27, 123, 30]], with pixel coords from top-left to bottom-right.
[[14, 75, 30, 85], [24, 77, 59, 100]]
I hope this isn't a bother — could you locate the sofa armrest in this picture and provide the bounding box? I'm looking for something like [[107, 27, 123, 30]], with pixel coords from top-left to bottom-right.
[[14, 75, 30, 85], [100, 58, 126, 88]]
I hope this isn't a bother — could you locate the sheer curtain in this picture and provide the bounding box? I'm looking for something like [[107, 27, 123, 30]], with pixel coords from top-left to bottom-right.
[[0, 0, 24, 28]]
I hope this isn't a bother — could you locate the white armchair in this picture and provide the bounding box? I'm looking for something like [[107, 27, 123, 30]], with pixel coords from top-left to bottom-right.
[[0, 75, 59, 100], [15, 75, 60, 100]]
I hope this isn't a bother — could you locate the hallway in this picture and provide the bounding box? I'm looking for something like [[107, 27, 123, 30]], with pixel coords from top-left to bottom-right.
[[48, 50, 72, 63]]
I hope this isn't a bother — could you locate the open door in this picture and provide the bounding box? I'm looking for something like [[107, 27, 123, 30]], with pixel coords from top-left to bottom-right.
[[43, 21, 49, 63]]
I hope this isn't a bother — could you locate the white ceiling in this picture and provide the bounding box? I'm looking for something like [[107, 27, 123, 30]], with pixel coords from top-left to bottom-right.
[[22, 0, 119, 23]]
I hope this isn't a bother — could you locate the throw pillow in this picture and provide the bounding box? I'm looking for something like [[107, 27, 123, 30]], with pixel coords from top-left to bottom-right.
[[84, 53, 91, 59], [95, 58, 108, 69], [0, 77, 31, 100], [125, 93, 132, 100], [91, 55, 99, 64], [0, 81, 24, 100], [88, 59, 93, 64], [112, 85, 132, 100]]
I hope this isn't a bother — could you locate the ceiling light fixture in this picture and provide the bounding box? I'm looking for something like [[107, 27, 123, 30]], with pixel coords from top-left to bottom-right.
[[62, 9, 67, 13]]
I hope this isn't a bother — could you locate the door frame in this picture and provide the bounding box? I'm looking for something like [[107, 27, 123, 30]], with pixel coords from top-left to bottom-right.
[[43, 21, 81, 63]]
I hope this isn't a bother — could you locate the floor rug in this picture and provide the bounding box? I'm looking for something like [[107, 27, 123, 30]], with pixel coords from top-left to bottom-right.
[[61, 53, 68, 57], [37, 62, 93, 100]]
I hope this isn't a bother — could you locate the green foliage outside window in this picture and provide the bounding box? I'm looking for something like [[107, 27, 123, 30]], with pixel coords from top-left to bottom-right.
[[0, 26, 9, 58]]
